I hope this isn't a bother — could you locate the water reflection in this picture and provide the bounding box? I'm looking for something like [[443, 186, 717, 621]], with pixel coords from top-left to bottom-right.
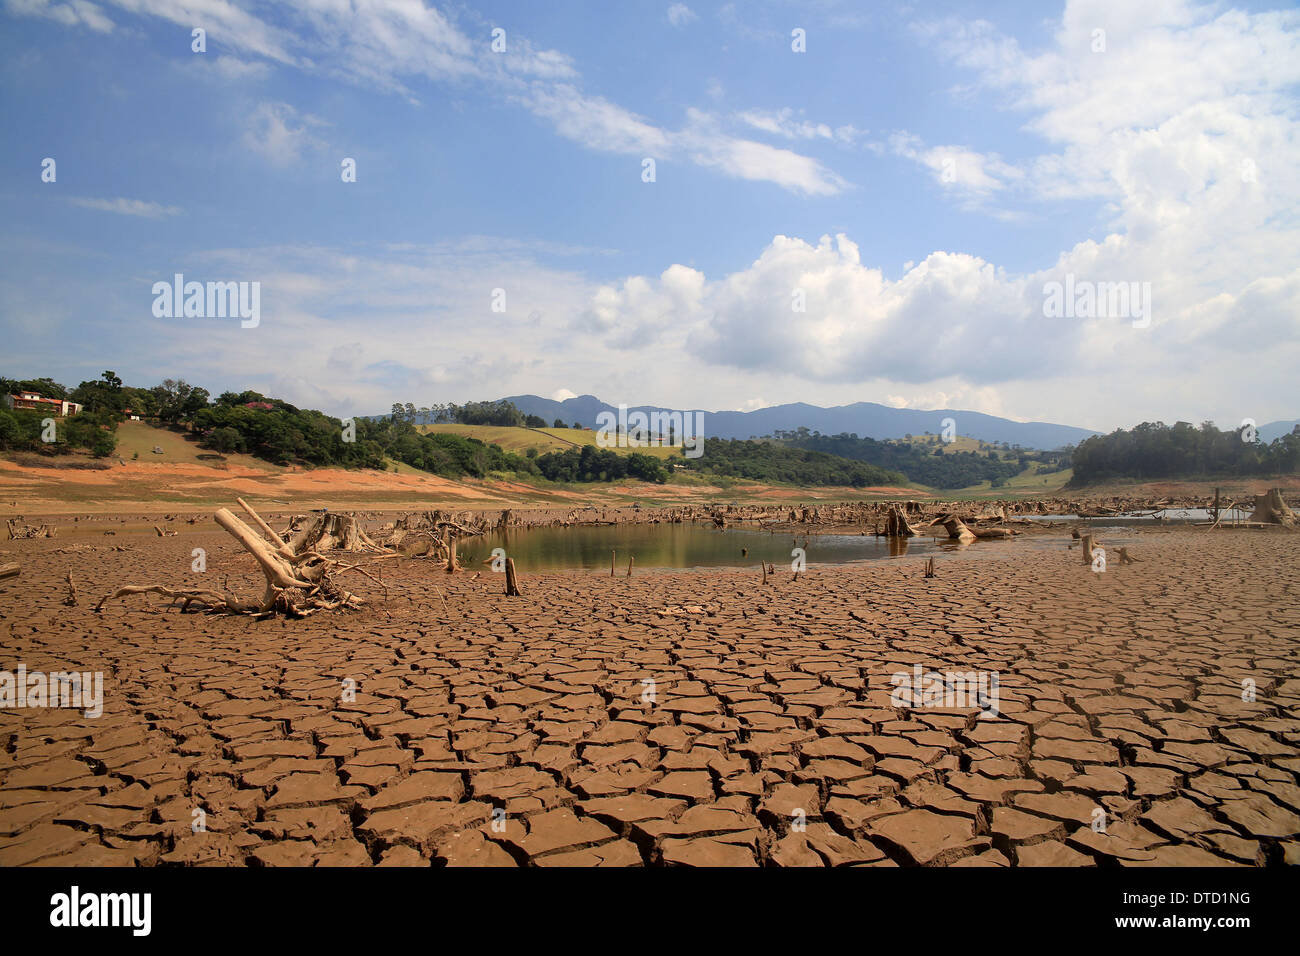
[[457, 523, 965, 572]]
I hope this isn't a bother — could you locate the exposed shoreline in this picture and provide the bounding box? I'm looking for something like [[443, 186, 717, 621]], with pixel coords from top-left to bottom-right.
[[0, 522, 1296, 866]]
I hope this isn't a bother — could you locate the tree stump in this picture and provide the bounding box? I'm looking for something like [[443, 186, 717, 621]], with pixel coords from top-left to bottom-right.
[[445, 531, 458, 574], [504, 557, 521, 596], [884, 505, 919, 538], [1249, 488, 1296, 526]]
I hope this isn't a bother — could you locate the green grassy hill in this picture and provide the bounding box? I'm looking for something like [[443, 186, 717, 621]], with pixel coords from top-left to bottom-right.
[[417, 424, 683, 460], [112, 421, 279, 470]]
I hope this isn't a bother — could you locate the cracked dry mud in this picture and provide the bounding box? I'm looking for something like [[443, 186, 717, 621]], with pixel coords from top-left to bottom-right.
[[1, 525, 1298, 867]]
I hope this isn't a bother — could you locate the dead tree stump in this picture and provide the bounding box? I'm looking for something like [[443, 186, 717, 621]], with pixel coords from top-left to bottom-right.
[[445, 531, 458, 574]]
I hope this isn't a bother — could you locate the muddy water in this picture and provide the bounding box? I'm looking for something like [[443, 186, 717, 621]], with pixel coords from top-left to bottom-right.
[[454, 523, 1086, 572]]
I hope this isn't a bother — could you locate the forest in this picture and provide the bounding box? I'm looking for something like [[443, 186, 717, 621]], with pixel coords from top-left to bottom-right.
[[1069, 421, 1300, 484]]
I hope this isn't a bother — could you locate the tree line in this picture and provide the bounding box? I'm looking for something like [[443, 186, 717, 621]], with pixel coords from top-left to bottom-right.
[[769, 428, 1051, 489], [1069, 421, 1300, 485], [533, 446, 669, 483], [678, 437, 906, 488]]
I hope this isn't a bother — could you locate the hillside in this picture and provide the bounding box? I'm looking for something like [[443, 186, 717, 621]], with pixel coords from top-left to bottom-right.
[[416, 424, 682, 459], [112, 421, 279, 471]]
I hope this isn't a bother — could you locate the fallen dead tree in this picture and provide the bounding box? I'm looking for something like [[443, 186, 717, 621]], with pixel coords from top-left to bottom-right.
[[95, 499, 369, 617], [937, 514, 1021, 543], [6, 518, 55, 540]]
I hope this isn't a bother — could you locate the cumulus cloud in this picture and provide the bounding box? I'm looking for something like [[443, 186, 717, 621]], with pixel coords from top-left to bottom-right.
[[575, 2, 1300, 425]]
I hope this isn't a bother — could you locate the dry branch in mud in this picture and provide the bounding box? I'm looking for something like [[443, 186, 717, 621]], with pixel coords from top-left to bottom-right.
[[95, 499, 368, 618]]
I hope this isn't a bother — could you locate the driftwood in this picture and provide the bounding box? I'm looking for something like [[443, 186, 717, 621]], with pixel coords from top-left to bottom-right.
[[0, 563, 19, 581], [942, 516, 976, 543], [95, 500, 366, 618], [63, 572, 77, 606]]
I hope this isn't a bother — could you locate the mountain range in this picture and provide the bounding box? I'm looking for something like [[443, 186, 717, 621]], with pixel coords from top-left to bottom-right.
[[502, 395, 1097, 449], [379, 395, 1297, 451]]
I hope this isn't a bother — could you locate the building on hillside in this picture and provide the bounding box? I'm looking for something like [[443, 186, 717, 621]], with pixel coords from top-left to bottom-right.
[[243, 401, 274, 411], [4, 391, 83, 417]]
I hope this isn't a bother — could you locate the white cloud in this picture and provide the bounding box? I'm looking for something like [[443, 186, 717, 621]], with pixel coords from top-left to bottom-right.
[[667, 4, 697, 28], [243, 101, 327, 166], [6, 0, 843, 196], [6, 0, 113, 32], [889, 132, 1023, 198], [737, 108, 861, 144], [551, 388, 577, 401], [66, 196, 181, 218], [517, 89, 847, 195]]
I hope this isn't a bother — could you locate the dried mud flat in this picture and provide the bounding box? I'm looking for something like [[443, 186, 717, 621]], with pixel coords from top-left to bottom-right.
[[1, 527, 1298, 867]]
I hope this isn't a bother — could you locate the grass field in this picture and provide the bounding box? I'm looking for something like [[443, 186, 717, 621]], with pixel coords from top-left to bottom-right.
[[112, 421, 279, 471], [417, 424, 684, 459], [945, 463, 1074, 497], [896, 434, 994, 455]]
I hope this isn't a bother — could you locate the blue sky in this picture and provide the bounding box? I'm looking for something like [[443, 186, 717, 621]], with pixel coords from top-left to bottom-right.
[[2, 0, 1298, 431]]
